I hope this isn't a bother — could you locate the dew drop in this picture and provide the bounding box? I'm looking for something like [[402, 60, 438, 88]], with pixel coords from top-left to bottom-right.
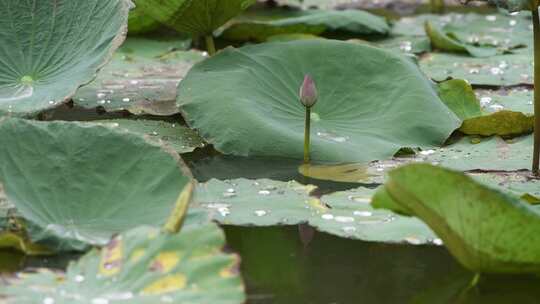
[[254, 210, 267, 217], [335, 216, 355, 223], [342, 226, 356, 234], [321, 214, 334, 220], [43, 298, 55, 304], [353, 211, 373, 217]]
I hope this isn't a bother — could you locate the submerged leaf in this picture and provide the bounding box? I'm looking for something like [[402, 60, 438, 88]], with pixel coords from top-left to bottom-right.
[[1, 224, 245, 304], [0, 118, 193, 251], [373, 163, 540, 274], [177, 40, 460, 163], [0, 0, 131, 116]]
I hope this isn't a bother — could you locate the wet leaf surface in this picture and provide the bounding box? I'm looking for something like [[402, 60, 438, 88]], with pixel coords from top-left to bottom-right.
[[178, 39, 460, 163], [373, 163, 540, 273], [0, 0, 131, 116], [1, 223, 245, 304], [191, 178, 436, 244], [0, 118, 193, 251], [74, 38, 204, 116]]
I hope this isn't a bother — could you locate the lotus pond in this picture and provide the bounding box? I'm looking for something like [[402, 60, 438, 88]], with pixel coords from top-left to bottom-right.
[[2, 0, 540, 303]]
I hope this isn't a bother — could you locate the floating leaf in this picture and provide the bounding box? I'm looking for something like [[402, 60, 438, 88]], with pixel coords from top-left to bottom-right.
[[178, 40, 460, 163], [420, 50, 533, 86], [0, 118, 193, 251], [221, 9, 390, 42], [475, 88, 533, 114], [0, 0, 131, 116], [74, 38, 204, 116], [373, 163, 540, 273], [425, 21, 500, 57], [1, 224, 245, 304], [413, 135, 532, 171], [92, 120, 206, 154], [134, 0, 256, 36], [192, 178, 436, 244], [437, 80, 534, 137], [471, 172, 540, 204]]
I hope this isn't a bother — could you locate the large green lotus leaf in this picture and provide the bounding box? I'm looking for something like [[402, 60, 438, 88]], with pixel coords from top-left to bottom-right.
[[134, 0, 256, 36], [128, 5, 160, 35], [0, 118, 193, 251], [177, 40, 460, 163], [221, 9, 390, 42], [1, 224, 246, 304], [373, 163, 540, 273], [420, 49, 533, 86], [92, 119, 206, 154], [0, 0, 131, 117], [74, 38, 204, 116], [191, 178, 436, 244]]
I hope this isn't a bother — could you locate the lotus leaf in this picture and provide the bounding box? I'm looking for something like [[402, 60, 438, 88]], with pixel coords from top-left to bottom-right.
[[0, 0, 131, 116], [437, 79, 534, 137], [177, 40, 460, 163], [74, 38, 204, 116], [221, 9, 390, 42], [373, 163, 540, 273], [128, 5, 160, 34], [192, 178, 436, 244], [1, 224, 246, 304], [0, 118, 193, 251], [134, 0, 256, 36], [425, 21, 501, 57]]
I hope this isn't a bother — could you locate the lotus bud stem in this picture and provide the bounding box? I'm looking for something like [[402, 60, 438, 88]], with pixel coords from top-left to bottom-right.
[[299, 75, 318, 164], [205, 35, 217, 56], [533, 6, 540, 175]]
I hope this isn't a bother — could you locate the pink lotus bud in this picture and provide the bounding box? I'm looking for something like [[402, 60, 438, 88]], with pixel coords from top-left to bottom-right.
[[299, 74, 318, 108]]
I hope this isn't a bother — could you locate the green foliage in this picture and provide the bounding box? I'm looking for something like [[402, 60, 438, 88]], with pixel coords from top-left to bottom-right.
[[1, 223, 245, 304], [221, 9, 390, 42], [134, 0, 256, 36], [373, 163, 540, 274], [0, 118, 193, 251], [0, 0, 131, 116], [177, 40, 460, 163]]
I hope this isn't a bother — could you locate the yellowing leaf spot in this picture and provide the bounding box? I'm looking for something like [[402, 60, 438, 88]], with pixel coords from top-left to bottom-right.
[[99, 236, 123, 277], [219, 256, 240, 278], [130, 248, 146, 263], [308, 198, 329, 213], [150, 251, 182, 273], [141, 274, 187, 295]]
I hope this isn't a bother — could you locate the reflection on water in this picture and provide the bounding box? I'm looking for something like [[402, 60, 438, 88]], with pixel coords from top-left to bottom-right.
[[224, 225, 540, 304]]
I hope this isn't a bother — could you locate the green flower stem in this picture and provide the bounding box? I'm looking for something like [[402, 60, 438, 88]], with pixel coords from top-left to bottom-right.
[[205, 35, 217, 56], [304, 107, 311, 164], [533, 6, 540, 175], [430, 0, 444, 14]]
